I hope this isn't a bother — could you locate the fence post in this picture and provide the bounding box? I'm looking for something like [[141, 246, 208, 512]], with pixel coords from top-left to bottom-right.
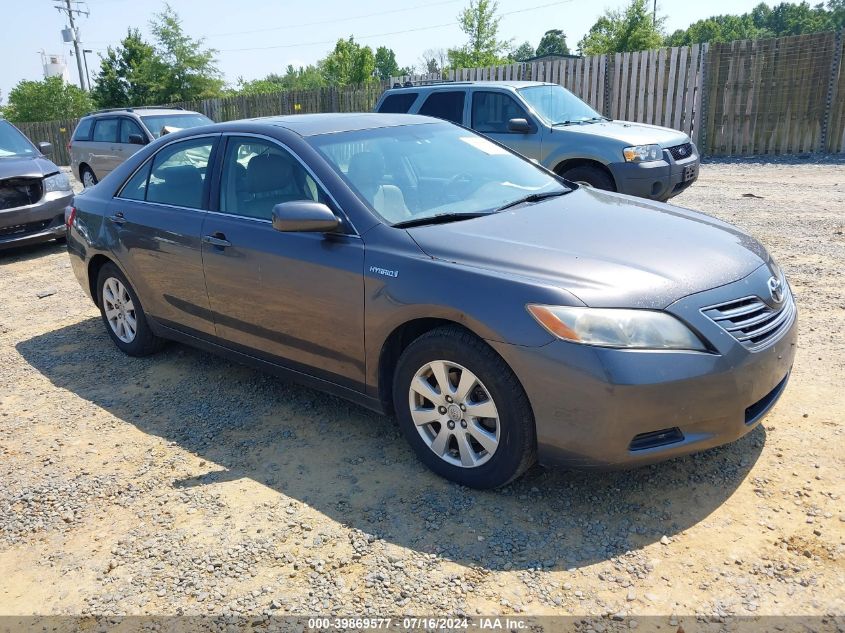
[[603, 54, 612, 117], [698, 43, 711, 155], [820, 27, 843, 153]]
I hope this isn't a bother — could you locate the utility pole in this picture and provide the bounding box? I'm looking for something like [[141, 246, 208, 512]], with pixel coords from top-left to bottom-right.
[[653, 0, 657, 26], [53, 0, 89, 91], [83, 49, 93, 91]]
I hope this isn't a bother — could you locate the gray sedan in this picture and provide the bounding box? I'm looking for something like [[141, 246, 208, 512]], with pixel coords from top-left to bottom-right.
[[66, 113, 796, 488]]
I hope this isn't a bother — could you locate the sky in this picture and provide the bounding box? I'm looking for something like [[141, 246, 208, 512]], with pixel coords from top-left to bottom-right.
[[1, 0, 805, 100]]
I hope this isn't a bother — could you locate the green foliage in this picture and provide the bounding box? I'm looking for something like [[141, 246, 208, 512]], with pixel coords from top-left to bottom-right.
[[147, 4, 224, 102], [4, 76, 93, 123], [448, 0, 511, 68], [91, 28, 158, 108], [535, 29, 570, 57], [90, 6, 222, 108], [578, 0, 665, 55], [374, 46, 400, 81], [230, 65, 326, 95], [666, 1, 845, 46], [320, 37, 376, 85], [509, 41, 536, 62]]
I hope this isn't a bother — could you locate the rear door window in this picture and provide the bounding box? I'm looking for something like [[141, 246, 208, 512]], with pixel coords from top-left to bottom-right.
[[378, 92, 418, 113], [118, 161, 152, 201], [471, 91, 532, 133], [418, 91, 466, 124], [146, 137, 216, 209], [119, 118, 145, 144], [92, 118, 119, 143], [73, 118, 94, 141]]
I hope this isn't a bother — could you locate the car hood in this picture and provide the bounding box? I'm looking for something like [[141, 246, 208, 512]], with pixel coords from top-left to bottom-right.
[[0, 155, 58, 180], [555, 120, 689, 148], [407, 188, 769, 309]]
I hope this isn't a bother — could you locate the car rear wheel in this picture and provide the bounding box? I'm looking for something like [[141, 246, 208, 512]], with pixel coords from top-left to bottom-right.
[[96, 262, 164, 356], [80, 166, 98, 188], [560, 164, 615, 192], [392, 326, 536, 488]]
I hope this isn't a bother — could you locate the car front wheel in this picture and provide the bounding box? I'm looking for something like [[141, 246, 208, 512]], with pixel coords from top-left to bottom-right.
[[96, 262, 163, 356], [393, 326, 536, 488]]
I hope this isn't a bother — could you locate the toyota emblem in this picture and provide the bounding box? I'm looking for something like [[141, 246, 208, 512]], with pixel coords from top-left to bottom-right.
[[767, 276, 784, 304]]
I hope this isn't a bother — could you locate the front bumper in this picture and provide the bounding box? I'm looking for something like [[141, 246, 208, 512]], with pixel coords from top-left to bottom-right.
[[490, 267, 797, 469], [0, 191, 72, 250], [608, 145, 700, 201]]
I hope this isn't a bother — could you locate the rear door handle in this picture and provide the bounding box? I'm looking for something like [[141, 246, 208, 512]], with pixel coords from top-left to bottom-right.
[[108, 212, 126, 225], [202, 234, 231, 248]]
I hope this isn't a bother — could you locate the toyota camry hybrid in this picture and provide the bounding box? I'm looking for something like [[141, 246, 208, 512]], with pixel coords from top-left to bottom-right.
[[66, 113, 796, 488]]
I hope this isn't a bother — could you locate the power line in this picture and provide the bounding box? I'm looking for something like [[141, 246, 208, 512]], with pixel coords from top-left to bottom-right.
[[218, 0, 575, 53], [207, 0, 463, 39]]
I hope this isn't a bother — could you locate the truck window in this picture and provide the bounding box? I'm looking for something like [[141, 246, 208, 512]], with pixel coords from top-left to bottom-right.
[[378, 93, 418, 113], [472, 92, 531, 134], [418, 91, 466, 125]]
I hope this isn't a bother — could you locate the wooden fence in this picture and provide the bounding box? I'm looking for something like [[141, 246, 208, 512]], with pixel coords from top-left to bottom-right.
[[16, 29, 845, 165]]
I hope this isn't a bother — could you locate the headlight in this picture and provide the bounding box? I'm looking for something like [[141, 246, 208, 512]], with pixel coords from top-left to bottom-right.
[[43, 172, 71, 193], [527, 304, 707, 351], [623, 144, 662, 162]]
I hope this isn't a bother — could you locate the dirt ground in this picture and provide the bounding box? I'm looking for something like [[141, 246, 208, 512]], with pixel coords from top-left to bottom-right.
[[0, 161, 843, 625]]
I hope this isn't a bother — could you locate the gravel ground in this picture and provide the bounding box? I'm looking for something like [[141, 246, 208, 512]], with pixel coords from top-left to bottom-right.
[[0, 162, 843, 624]]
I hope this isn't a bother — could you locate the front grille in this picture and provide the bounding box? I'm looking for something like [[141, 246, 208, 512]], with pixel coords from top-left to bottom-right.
[[0, 177, 43, 210], [0, 218, 52, 239], [702, 289, 795, 351], [667, 142, 693, 161]]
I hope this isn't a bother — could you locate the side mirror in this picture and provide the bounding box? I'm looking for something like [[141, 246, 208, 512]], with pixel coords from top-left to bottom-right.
[[39, 141, 53, 155], [128, 133, 147, 145], [507, 118, 532, 133], [271, 201, 339, 233]]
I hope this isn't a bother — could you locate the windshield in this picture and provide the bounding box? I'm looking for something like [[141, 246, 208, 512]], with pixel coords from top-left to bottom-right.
[[309, 123, 568, 226], [518, 85, 602, 125], [0, 120, 38, 158], [140, 113, 213, 138]]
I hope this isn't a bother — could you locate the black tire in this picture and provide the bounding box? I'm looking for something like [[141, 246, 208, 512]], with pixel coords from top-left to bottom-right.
[[392, 326, 536, 489], [560, 164, 615, 192], [80, 165, 98, 188], [96, 262, 164, 357]]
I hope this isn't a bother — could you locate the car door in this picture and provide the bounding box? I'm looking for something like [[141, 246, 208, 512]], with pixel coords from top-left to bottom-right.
[[117, 117, 148, 162], [108, 134, 219, 337], [470, 90, 542, 159], [89, 117, 122, 177], [200, 134, 366, 388]]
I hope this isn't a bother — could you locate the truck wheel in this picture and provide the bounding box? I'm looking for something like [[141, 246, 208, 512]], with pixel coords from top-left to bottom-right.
[[560, 165, 615, 192], [392, 326, 536, 489]]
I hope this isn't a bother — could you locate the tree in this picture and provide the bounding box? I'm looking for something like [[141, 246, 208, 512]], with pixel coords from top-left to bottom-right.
[[4, 76, 93, 122], [509, 41, 535, 61], [578, 0, 665, 55], [146, 4, 224, 103], [374, 46, 400, 81], [535, 29, 570, 57], [448, 0, 511, 68], [320, 37, 376, 85], [90, 28, 158, 108], [420, 48, 449, 75], [230, 65, 326, 95]]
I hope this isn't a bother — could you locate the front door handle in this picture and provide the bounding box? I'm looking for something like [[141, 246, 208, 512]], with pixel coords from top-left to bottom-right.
[[108, 212, 126, 225], [202, 234, 231, 248]]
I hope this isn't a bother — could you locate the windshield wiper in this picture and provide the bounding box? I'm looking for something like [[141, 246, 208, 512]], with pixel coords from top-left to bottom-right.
[[393, 212, 489, 229], [494, 189, 568, 212]]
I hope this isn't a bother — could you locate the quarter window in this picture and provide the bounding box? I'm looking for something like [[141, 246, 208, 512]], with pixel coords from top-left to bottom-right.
[[118, 161, 151, 201], [119, 119, 145, 144], [418, 91, 465, 124], [471, 92, 532, 134], [92, 118, 119, 143], [378, 92, 418, 113], [145, 137, 214, 209], [220, 137, 326, 221], [73, 118, 93, 141]]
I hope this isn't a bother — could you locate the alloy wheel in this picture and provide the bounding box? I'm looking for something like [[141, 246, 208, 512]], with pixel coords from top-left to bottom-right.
[[408, 360, 500, 468], [102, 277, 137, 343], [82, 170, 96, 188]]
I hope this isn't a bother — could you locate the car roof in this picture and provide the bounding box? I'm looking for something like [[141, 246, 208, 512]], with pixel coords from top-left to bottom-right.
[[237, 112, 445, 136], [385, 80, 555, 93]]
